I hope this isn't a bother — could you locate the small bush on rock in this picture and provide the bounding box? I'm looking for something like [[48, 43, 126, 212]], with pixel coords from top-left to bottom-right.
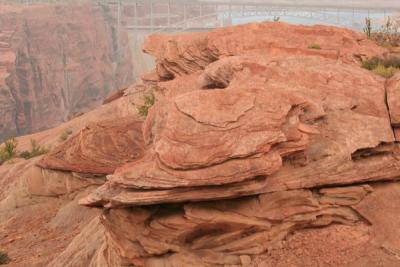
[[59, 128, 73, 141], [19, 139, 49, 159], [362, 56, 400, 78], [0, 138, 18, 164], [372, 65, 398, 78], [308, 44, 321, 50], [0, 251, 10, 265], [137, 92, 155, 117]]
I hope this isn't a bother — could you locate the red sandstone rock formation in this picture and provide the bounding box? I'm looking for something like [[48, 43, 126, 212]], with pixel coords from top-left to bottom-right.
[[37, 117, 145, 175], [0, 4, 133, 142], [2, 22, 400, 267], [143, 22, 386, 80], [74, 23, 400, 266]]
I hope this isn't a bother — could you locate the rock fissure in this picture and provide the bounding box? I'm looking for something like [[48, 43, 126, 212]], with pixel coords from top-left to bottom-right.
[[384, 80, 398, 140]]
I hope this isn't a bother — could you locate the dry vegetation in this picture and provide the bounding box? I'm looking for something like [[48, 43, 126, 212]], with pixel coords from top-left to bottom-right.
[[0, 138, 17, 164], [137, 85, 160, 117], [0, 138, 49, 164], [19, 139, 50, 160], [362, 56, 400, 78], [370, 17, 400, 48], [59, 128, 73, 141], [138, 93, 155, 117], [308, 43, 321, 49], [363, 17, 400, 78], [0, 251, 10, 265]]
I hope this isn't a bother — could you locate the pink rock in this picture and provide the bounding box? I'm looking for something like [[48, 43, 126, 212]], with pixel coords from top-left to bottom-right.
[[144, 22, 386, 80], [38, 117, 145, 175]]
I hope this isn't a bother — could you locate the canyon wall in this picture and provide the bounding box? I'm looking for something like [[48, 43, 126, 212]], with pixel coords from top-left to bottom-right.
[[0, 4, 133, 142]]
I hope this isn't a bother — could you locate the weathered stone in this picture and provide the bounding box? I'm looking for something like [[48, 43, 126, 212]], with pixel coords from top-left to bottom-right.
[[82, 53, 397, 206], [98, 187, 369, 266], [38, 117, 145, 175], [144, 22, 386, 80]]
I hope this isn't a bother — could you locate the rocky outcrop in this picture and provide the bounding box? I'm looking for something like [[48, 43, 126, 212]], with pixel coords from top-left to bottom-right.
[[3, 22, 400, 266], [0, 4, 133, 142], [82, 53, 397, 207], [143, 22, 386, 80], [72, 23, 400, 266]]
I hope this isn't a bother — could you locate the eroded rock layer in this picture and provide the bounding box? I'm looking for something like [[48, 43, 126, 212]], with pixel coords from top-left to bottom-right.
[[38, 117, 145, 175], [143, 22, 386, 80], [100, 185, 372, 267]]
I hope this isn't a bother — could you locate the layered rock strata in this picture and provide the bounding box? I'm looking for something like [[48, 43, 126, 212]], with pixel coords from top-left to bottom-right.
[[37, 117, 145, 175]]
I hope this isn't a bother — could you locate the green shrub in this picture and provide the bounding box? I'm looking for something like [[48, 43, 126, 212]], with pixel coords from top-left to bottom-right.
[[362, 56, 400, 78], [372, 64, 398, 78], [137, 93, 155, 117], [0, 251, 10, 265], [0, 138, 18, 163], [59, 128, 73, 141], [307, 44, 321, 50], [19, 139, 49, 159], [362, 57, 381, 70]]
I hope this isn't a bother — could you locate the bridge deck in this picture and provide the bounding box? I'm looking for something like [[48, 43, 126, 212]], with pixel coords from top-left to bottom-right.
[[107, 0, 400, 11]]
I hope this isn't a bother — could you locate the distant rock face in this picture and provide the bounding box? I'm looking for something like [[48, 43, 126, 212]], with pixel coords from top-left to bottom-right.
[[31, 22, 400, 266], [0, 4, 133, 142]]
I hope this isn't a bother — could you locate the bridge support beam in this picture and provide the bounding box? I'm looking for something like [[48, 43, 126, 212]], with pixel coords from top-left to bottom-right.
[[168, 1, 171, 26], [150, 0, 154, 31]]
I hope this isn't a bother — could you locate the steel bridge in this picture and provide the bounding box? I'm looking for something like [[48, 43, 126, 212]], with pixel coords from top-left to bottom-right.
[[18, 1, 400, 31], [99, 0, 400, 32]]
